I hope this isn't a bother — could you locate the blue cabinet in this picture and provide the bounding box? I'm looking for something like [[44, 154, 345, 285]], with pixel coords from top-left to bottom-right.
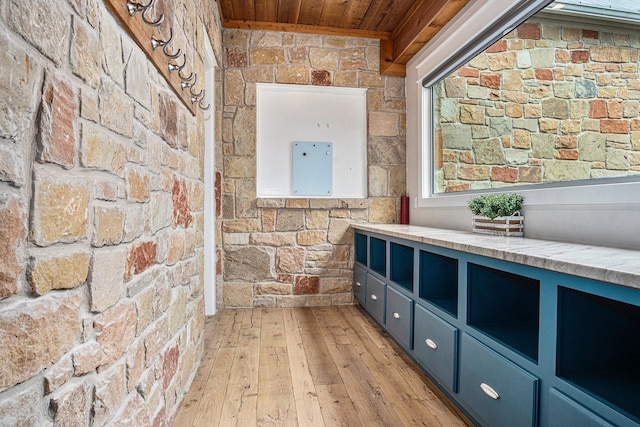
[[365, 274, 386, 325], [353, 265, 367, 306], [413, 304, 458, 392], [385, 286, 413, 349], [459, 334, 539, 427], [547, 388, 614, 427], [353, 229, 640, 427]]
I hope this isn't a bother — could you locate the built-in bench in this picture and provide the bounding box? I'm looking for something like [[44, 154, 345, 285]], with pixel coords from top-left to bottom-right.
[[352, 223, 640, 427]]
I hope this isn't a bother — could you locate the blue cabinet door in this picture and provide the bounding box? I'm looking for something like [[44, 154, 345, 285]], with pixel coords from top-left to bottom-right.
[[365, 274, 386, 325], [385, 286, 413, 349], [413, 304, 458, 392], [353, 266, 367, 306], [547, 388, 614, 427], [459, 334, 539, 427]]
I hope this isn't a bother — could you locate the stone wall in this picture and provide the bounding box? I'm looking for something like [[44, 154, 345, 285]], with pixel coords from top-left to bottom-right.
[[0, 0, 222, 425], [434, 16, 640, 193], [220, 29, 406, 308]]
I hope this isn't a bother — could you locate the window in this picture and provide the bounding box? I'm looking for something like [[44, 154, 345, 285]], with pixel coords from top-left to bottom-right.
[[424, 0, 640, 195]]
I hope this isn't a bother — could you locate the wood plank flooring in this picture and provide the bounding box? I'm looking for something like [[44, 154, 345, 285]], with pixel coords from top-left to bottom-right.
[[174, 305, 470, 427]]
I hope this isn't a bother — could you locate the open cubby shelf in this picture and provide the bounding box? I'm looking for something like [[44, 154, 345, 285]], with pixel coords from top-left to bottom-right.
[[369, 237, 386, 277], [557, 287, 640, 422], [390, 242, 414, 292], [353, 229, 640, 427], [468, 263, 540, 362], [355, 232, 367, 266], [419, 250, 458, 317]]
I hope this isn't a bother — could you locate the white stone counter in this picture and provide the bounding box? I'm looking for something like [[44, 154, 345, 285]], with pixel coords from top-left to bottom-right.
[[352, 223, 640, 291]]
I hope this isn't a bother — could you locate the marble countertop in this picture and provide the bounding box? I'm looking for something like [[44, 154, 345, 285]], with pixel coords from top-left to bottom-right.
[[352, 223, 640, 291]]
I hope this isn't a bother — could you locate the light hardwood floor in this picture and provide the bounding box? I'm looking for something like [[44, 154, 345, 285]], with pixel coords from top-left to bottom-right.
[[174, 305, 470, 427]]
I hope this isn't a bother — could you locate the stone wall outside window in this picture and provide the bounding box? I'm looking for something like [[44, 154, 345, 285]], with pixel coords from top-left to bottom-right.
[[434, 17, 640, 193]]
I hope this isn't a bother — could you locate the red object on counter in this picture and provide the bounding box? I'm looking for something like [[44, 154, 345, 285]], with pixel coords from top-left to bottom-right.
[[400, 196, 409, 224]]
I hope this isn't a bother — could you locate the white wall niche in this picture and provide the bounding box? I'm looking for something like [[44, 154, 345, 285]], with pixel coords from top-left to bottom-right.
[[256, 83, 367, 198]]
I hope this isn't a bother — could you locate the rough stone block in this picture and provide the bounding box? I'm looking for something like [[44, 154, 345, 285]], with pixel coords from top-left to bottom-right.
[[93, 206, 125, 247], [369, 112, 399, 137], [123, 41, 151, 109], [297, 230, 327, 246], [71, 19, 101, 88], [172, 176, 193, 228], [72, 341, 102, 375], [543, 160, 590, 182], [81, 123, 126, 175], [275, 210, 303, 232], [50, 378, 92, 426], [28, 251, 90, 296], [8, 0, 70, 65], [251, 47, 286, 66], [38, 71, 78, 169], [294, 276, 319, 295], [100, 80, 134, 137], [125, 339, 145, 393], [168, 287, 187, 335], [125, 241, 157, 281], [223, 282, 253, 307], [30, 168, 89, 246], [0, 385, 41, 426], [0, 194, 27, 299], [328, 218, 352, 244], [43, 355, 74, 394], [224, 246, 273, 281], [94, 302, 136, 367], [0, 293, 82, 391], [93, 363, 126, 427], [368, 198, 396, 223], [122, 203, 147, 244], [276, 247, 305, 273], [99, 7, 124, 85], [89, 248, 126, 312], [319, 277, 351, 294], [368, 137, 405, 168], [249, 232, 296, 246], [276, 64, 309, 84], [223, 156, 256, 178]]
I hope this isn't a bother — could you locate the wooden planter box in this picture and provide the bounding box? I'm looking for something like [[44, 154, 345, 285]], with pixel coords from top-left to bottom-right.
[[472, 214, 524, 237]]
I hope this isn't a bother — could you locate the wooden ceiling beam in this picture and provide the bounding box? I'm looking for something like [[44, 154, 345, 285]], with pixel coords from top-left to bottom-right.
[[380, 0, 469, 76], [222, 19, 391, 39]]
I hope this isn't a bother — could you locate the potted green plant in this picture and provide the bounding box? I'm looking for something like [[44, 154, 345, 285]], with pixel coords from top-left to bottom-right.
[[467, 193, 524, 236]]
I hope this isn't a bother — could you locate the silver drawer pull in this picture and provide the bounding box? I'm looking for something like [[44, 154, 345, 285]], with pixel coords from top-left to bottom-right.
[[371, 294, 378, 301], [480, 383, 500, 400], [393, 312, 400, 319], [356, 281, 362, 287], [425, 338, 438, 349]]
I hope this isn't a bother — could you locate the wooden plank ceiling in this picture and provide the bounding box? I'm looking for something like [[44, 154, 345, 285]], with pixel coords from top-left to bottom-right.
[[218, 0, 470, 76]]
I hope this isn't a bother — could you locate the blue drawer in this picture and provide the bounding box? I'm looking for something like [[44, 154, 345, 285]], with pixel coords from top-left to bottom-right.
[[353, 266, 367, 306], [459, 334, 539, 427], [366, 274, 386, 325], [413, 304, 458, 392], [385, 286, 413, 349], [547, 388, 614, 427]]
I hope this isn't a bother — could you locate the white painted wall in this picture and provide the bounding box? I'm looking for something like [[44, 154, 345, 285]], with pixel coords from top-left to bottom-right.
[[405, 0, 640, 250], [256, 83, 368, 198], [203, 30, 216, 315]]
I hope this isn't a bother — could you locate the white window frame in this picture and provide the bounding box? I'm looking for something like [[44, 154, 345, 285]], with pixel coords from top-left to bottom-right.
[[411, 0, 640, 210]]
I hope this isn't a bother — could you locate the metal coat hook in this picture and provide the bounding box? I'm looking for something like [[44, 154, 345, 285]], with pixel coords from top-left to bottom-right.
[[198, 98, 211, 111], [151, 27, 172, 50], [127, 0, 164, 26], [179, 69, 195, 83], [168, 54, 186, 73], [181, 74, 197, 90], [190, 87, 204, 100]]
